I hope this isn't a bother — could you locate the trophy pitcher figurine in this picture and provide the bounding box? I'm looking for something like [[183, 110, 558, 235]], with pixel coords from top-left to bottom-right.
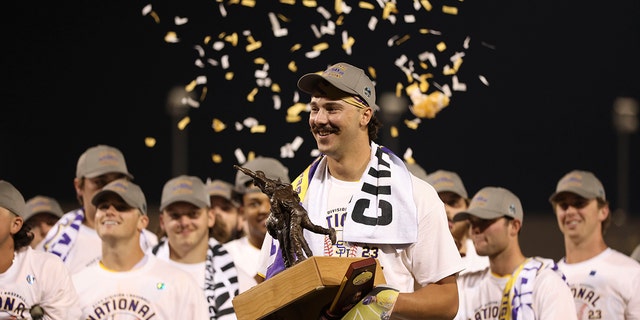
[[234, 165, 337, 267]]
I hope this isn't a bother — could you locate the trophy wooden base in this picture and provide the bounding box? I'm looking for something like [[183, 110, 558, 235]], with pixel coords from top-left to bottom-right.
[[232, 256, 386, 320]]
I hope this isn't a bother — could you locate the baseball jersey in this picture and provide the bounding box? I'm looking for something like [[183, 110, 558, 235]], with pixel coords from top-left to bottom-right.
[[455, 257, 577, 320], [73, 254, 208, 319], [558, 248, 640, 319], [259, 173, 464, 292], [0, 247, 81, 320], [224, 236, 261, 293], [150, 237, 239, 320]]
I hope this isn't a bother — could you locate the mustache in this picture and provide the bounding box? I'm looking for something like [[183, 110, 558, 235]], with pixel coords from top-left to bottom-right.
[[311, 125, 339, 135]]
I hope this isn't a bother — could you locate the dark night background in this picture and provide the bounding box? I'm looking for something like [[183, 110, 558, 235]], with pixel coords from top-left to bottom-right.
[[2, 1, 639, 257]]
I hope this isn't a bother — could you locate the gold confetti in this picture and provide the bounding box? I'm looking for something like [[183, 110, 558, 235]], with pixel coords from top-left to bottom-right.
[[442, 5, 458, 15], [164, 31, 179, 43], [368, 66, 377, 79], [271, 83, 281, 93], [225, 72, 234, 80], [241, 0, 256, 7], [405, 156, 416, 164], [211, 154, 222, 163], [404, 119, 419, 130], [436, 41, 447, 52], [419, 74, 433, 91], [277, 13, 291, 22], [453, 57, 463, 71], [286, 115, 301, 123], [290, 44, 301, 52], [390, 126, 399, 138], [280, 0, 295, 4], [359, 2, 375, 10], [247, 87, 258, 102], [224, 33, 238, 46], [286, 103, 307, 123], [395, 34, 411, 46], [287, 61, 298, 72], [200, 87, 208, 101], [420, 0, 432, 11], [409, 91, 450, 119], [419, 28, 430, 34], [144, 137, 156, 147], [250, 125, 267, 133], [312, 42, 329, 51], [178, 116, 190, 130], [150, 11, 160, 24], [395, 83, 403, 97], [302, 0, 317, 7], [212, 118, 226, 132], [246, 41, 262, 52], [185, 79, 197, 92], [405, 82, 420, 95], [382, 2, 398, 20], [204, 35, 211, 44], [254, 57, 266, 64], [342, 36, 355, 52]]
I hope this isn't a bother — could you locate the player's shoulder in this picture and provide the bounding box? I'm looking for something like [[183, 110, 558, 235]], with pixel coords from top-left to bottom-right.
[[605, 248, 640, 269], [24, 247, 64, 263], [457, 266, 490, 287]]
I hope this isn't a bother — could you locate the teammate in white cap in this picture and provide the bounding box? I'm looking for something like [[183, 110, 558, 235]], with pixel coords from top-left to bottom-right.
[[550, 170, 640, 319]]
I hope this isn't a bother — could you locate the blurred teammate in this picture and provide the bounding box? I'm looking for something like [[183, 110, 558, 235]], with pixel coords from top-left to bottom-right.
[[23, 195, 63, 248], [550, 170, 640, 319]]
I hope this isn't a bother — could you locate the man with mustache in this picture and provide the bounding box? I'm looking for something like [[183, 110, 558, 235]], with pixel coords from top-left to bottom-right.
[[258, 62, 464, 319]]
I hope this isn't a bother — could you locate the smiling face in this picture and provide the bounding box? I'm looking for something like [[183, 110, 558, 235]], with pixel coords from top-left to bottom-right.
[[160, 202, 214, 255], [308, 95, 371, 160], [552, 192, 608, 244], [240, 187, 271, 248], [75, 172, 129, 229], [94, 193, 147, 243]]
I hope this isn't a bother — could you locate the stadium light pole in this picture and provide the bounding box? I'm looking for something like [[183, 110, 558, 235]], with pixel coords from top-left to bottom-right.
[[166, 86, 192, 177], [378, 92, 408, 155], [612, 96, 639, 225]]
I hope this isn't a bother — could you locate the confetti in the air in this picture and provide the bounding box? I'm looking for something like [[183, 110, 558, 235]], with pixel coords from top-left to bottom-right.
[[142, 0, 493, 167], [144, 137, 156, 147]]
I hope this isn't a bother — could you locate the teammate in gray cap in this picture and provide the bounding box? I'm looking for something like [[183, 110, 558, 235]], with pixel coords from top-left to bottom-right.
[[550, 170, 640, 319], [150, 175, 239, 319], [73, 178, 209, 319], [38, 144, 158, 274], [454, 186, 577, 319], [0, 180, 81, 319]]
